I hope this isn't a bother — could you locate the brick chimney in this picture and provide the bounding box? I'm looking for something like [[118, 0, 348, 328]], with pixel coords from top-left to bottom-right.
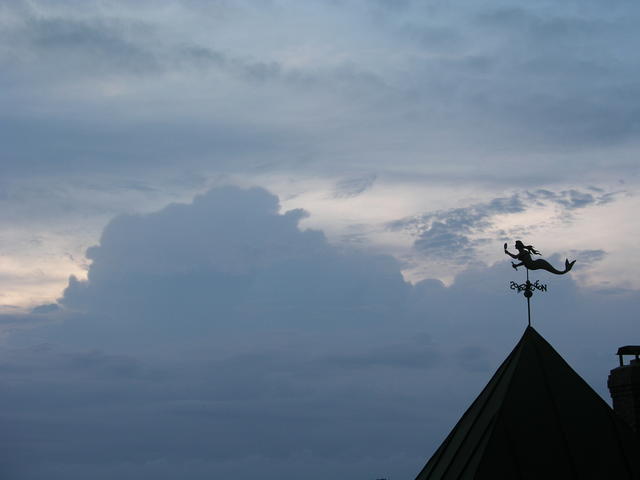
[[608, 346, 640, 432]]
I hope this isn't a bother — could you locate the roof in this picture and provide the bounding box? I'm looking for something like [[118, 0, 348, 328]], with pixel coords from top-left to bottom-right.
[[415, 326, 640, 479]]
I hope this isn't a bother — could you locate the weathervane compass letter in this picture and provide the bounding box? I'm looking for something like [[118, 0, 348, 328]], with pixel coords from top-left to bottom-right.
[[505, 240, 576, 326]]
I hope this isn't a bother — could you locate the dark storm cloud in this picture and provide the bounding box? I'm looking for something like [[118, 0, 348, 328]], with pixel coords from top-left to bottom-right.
[[0, 186, 637, 479]]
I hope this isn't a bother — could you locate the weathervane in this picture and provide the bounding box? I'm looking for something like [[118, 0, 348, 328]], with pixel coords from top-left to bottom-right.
[[504, 240, 576, 326]]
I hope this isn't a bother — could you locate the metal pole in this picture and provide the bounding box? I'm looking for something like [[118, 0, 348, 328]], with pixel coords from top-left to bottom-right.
[[526, 268, 531, 327], [509, 262, 547, 328]]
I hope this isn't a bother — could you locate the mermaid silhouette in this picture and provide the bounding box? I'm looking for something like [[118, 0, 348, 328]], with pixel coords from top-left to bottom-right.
[[504, 240, 575, 275]]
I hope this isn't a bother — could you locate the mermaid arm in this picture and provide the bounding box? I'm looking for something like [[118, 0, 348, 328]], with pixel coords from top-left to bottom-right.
[[504, 243, 518, 259]]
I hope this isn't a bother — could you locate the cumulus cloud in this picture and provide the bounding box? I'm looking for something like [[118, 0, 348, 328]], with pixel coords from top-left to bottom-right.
[[52, 186, 408, 352], [1, 186, 637, 479]]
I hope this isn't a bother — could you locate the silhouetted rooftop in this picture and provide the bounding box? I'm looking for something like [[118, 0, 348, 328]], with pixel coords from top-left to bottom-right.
[[618, 346, 640, 356], [415, 326, 640, 479]]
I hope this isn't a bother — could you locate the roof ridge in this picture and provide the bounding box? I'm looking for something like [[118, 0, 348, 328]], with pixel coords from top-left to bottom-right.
[[416, 327, 529, 479], [468, 329, 539, 479], [529, 330, 580, 478], [528, 326, 640, 476]]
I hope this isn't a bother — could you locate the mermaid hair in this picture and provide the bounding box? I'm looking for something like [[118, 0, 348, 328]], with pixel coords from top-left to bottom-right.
[[515, 240, 540, 255]]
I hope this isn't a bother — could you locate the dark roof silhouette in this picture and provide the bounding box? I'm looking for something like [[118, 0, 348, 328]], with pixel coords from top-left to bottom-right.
[[415, 326, 640, 479]]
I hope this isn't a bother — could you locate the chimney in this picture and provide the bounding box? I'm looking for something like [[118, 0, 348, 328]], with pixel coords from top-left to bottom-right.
[[608, 346, 640, 432]]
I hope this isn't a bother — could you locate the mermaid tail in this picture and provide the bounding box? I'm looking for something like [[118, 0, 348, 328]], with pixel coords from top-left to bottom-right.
[[526, 258, 576, 275]]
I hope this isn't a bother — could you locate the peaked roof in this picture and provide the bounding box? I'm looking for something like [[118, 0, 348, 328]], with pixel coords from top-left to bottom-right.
[[416, 326, 640, 479]]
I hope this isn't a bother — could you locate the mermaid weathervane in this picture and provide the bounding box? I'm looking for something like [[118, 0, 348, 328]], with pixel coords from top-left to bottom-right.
[[504, 240, 576, 274], [505, 240, 576, 326]]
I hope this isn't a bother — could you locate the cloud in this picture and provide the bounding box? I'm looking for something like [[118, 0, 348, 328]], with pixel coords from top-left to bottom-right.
[[326, 337, 442, 370], [569, 249, 606, 266], [30, 303, 60, 314], [389, 188, 619, 262], [332, 174, 377, 198], [23, 16, 161, 74], [45, 186, 409, 350], [524, 189, 614, 210], [2, 3, 282, 81], [0, 1, 391, 185], [455, 345, 492, 373], [2, 0, 640, 476], [0, 1, 387, 94], [1, 186, 638, 479], [389, 193, 526, 261]]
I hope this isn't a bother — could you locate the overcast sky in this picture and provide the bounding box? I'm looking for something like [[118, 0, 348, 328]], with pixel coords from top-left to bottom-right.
[[1, 1, 639, 478]]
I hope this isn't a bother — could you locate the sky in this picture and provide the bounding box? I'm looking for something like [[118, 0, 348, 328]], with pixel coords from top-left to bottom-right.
[[1, 0, 639, 478]]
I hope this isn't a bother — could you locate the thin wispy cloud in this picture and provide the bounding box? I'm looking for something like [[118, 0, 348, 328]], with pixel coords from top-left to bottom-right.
[[388, 188, 621, 262]]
